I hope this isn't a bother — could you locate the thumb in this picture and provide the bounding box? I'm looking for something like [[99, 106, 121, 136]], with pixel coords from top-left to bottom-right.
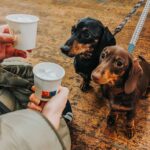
[[0, 25, 9, 33], [14, 49, 27, 58], [0, 33, 14, 43]]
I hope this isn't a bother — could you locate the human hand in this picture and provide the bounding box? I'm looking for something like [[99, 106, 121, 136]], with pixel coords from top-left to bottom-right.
[[28, 86, 69, 129], [0, 25, 31, 61]]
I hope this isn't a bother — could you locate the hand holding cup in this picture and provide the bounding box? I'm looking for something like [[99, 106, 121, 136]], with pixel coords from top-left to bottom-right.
[[33, 62, 65, 101], [6, 14, 39, 50], [28, 86, 69, 129], [0, 25, 28, 61]]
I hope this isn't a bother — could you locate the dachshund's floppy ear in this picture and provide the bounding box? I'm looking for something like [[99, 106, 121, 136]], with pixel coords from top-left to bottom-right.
[[100, 27, 116, 47], [124, 59, 143, 94]]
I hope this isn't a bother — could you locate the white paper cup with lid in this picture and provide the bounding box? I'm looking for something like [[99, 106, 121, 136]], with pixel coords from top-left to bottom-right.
[[33, 62, 65, 101], [6, 14, 39, 50]]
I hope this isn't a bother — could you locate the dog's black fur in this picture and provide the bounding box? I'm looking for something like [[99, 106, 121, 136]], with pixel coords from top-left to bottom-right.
[[61, 17, 116, 92], [92, 45, 150, 139]]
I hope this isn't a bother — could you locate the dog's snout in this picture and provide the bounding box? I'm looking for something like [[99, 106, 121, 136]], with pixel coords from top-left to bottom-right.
[[91, 73, 99, 82], [60, 45, 70, 54], [92, 75, 99, 81]]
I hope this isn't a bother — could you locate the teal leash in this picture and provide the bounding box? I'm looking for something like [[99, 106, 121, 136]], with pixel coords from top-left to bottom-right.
[[128, 0, 150, 53]]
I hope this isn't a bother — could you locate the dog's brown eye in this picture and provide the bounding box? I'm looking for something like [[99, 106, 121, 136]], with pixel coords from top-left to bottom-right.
[[115, 60, 124, 68], [83, 31, 91, 39]]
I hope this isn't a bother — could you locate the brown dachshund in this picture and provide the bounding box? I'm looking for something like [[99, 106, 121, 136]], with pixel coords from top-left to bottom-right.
[[91, 45, 150, 139]]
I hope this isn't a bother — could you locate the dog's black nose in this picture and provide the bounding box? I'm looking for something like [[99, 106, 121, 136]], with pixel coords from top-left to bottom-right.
[[60, 45, 70, 54]]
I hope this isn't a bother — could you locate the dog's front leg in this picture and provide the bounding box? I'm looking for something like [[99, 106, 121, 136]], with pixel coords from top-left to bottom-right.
[[126, 110, 135, 139], [104, 110, 118, 137], [80, 74, 91, 92], [107, 110, 118, 128]]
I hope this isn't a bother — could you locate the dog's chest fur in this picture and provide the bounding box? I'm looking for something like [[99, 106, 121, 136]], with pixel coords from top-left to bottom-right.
[[74, 54, 99, 75], [103, 86, 137, 111]]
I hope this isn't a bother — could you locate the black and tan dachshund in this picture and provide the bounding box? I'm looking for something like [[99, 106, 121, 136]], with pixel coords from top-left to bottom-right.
[[91, 45, 150, 139], [61, 17, 116, 92]]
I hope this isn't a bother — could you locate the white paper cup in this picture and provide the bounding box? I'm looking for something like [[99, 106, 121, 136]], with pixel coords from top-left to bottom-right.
[[33, 62, 65, 101], [6, 14, 39, 50]]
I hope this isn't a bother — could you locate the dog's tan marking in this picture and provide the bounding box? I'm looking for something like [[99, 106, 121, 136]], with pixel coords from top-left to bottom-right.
[[69, 40, 91, 55], [126, 119, 135, 128], [96, 69, 119, 85], [111, 104, 132, 111], [126, 119, 135, 138], [92, 68, 126, 85]]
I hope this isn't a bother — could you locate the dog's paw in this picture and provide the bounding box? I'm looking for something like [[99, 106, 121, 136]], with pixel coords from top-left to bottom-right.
[[126, 127, 135, 139], [80, 82, 92, 92], [104, 127, 117, 138]]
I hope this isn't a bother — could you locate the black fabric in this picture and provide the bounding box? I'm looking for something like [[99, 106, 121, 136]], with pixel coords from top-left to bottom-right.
[[0, 101, 11, 115], [62, 100, 73, 123]]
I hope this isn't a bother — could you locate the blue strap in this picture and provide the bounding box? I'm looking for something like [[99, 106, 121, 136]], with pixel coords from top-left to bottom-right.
[[128, 43, 135, 53], [128, 0, 150, 53]]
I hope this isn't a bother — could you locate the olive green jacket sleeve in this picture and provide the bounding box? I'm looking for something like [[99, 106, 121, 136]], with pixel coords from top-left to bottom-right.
[[0, 109, 71, 150]]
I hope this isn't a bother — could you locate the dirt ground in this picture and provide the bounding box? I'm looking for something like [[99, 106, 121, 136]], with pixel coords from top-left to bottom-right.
[[0, 0, 150, 149]]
